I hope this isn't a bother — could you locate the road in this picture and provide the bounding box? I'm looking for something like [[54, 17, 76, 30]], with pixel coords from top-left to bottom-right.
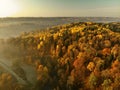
[[0, 59, 27, 85], [0, 57, 37, 85]]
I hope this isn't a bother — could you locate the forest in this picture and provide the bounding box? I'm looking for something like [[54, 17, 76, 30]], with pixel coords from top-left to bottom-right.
[[0, 22, 120, 90]]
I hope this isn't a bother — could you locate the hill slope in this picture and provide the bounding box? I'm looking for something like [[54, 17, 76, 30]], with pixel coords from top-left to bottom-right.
[[1, 22, 120, 90]]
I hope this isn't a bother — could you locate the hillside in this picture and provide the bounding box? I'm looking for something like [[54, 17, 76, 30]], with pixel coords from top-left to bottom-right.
[[0, 22, 120, 90]]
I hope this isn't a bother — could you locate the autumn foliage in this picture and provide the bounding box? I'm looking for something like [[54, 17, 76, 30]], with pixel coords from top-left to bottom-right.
[[1, 22, 120, 90]]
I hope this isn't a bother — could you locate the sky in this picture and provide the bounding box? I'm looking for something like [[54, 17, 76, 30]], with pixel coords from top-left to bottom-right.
[[1, 0, 120, 17]]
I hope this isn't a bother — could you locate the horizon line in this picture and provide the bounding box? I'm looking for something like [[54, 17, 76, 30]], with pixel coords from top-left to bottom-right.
[[0, 16, 120, 18]]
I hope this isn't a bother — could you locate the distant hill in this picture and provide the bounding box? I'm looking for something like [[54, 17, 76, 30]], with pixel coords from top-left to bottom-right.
[[1, 17, 120, 22], [0, 17, 120, 39]]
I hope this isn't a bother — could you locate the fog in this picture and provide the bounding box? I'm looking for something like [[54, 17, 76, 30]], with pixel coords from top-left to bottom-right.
[[0, 17, 120, 39], [0, 39, 37, 87]]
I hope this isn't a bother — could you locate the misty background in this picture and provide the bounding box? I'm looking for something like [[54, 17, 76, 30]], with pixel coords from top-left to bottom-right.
[[0, 17, 120, 39]]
